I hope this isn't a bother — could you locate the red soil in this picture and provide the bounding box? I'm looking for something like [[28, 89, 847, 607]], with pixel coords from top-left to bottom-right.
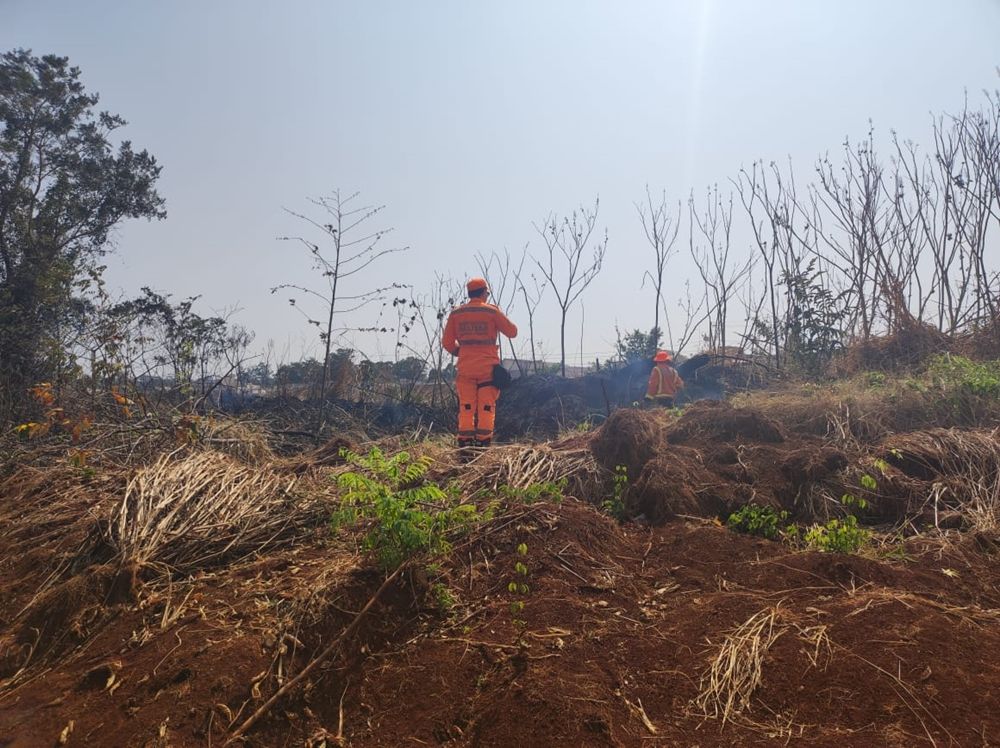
[[3, 482, 999, 747]]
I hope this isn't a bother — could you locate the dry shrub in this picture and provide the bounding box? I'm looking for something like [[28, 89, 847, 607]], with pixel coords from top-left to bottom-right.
[[106, 450, 322, 574], [591, 408, 668, 477], [667, 400, 784, 445], [882, 428, 1000, 532], [959, 317, 1000, 360], [835, 322, 949, 376]]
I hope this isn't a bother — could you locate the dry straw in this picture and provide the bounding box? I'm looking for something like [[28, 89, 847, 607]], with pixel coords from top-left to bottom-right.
[[107, 449, 318, 573], [694, 605, 785, 724], [457, 442, 603, 498], [888, 428, 1000, 532]]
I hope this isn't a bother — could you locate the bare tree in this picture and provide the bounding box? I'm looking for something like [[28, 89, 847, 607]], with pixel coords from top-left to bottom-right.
[[737, 163, 783, 367], [689, 186, 752, 352], [403, 273, 463, 409], [476, 247, 526, 373], [811, 129, 904, 340], [512, 265, 547, 374], [636, 186, 681, 337], [534, 198, 607, 376], [736, 159, 823, 368], [663, 280, 710, 357], [274, 190, 406, 428], [890, 98, 1000, 332]]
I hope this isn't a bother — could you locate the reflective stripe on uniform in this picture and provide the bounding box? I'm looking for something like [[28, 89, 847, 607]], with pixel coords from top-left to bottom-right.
[[457, 339, 496, 346]]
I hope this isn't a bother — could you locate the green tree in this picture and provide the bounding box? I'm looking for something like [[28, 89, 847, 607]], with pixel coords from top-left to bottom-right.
[[107, 289, 228, 395], [0, 49, 164, 405], [782, 260, 846, 374], [615, 326, 662, 364], [392, 356, 426, 381]]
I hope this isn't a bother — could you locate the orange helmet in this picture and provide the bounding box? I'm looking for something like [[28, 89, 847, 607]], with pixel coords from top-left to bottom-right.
[[654, 350, 672, 362], [466, 277, 489, 295]]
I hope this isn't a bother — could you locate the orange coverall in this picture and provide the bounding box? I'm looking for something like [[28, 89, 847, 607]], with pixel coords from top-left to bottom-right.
[[646, 362, 684, 404], [442, 299, 517, 446]]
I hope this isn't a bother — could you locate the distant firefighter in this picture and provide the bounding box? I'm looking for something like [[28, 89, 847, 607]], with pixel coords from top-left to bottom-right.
[[646, 349, 684, 407], [442, 277, 518, 458]]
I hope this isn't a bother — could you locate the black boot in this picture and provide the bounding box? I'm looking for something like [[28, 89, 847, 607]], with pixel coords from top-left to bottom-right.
[[458, 439, 476, 464]]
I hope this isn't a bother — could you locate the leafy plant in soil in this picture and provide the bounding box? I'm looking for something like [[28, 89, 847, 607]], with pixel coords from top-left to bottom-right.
[[602, 464, 629, 520], [508, 541, 531, 640], [726, 503, 789, 540], [333, 446, 479, 570]]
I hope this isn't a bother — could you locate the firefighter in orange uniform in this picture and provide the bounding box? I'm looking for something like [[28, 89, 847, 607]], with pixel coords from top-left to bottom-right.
[[646, 350, 684, 407], [442, 278, 518, 455]]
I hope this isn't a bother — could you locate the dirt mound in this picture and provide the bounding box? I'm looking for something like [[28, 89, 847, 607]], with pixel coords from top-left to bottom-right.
[[591, 404, 852, 525], [1, 565, 120, 680], [629, 448, 726, 521], [336, 504, 1000, 747], [667, 399, 785, 445], [779, 446, 849, 484], [590, 407, 667, 477]]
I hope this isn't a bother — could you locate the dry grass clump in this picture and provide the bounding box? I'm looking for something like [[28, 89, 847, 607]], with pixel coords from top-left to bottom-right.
[[884, 428, 1000, 532], [733, 385, 894, 445], [736, 357, 1000, 445], [198, 416, 275, 464], [106, 450, 323, 574], [693, 605, 834, 728], [458, 443, 603, 500], [694, 606, 786, 724]]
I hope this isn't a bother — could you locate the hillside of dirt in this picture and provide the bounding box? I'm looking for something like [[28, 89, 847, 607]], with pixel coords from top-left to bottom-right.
[[2, 369, 1000, 747]]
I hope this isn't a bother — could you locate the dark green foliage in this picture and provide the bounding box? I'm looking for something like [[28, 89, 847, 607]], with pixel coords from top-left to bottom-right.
[[102, 288, 232, 395], [392, 356, 427, 381], [0, 49, 164, 403], [782, 260, 847, 374]]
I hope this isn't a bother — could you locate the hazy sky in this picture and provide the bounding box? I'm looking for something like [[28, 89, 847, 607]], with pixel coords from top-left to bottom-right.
[[4, 0, 999, 365]]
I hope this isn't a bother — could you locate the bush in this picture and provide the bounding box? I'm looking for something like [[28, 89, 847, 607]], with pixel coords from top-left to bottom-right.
[[333, 447, 480, 569], [927, 354, 1000, 396], [726, 503, 788, 540], [924, 354, 1000, 425], [804, 514, 869, 553]]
